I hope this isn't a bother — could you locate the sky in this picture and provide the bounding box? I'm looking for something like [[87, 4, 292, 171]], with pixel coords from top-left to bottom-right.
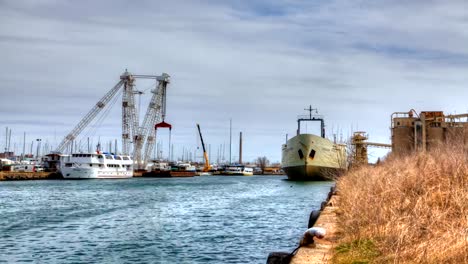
[[1, 0, 468, 163]]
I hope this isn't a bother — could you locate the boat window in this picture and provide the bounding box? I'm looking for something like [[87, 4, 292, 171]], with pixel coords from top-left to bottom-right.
[[99, 164, 103, 167], [298, 149, 304, 159], [90, 164, 93, 167], [105, 155, 113, 159], [114, 156, 122, 160], [122, 157, 129, 160], [65, 163, 73, 167], [98, 155, 103, 159], [309, 149, 316, 159]]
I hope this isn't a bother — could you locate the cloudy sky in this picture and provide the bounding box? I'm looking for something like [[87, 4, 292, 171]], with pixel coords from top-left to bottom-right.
[[1, 0, 467, 163]]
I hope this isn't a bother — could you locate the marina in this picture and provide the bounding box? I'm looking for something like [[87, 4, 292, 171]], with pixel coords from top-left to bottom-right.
[[2, 1, 468, 263]]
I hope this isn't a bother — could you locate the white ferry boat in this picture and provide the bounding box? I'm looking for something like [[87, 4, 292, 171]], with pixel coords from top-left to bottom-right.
[[223, 165, 254, 176], [60, 152, 133, 179]]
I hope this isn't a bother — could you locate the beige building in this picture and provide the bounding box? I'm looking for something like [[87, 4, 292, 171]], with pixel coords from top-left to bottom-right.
[[391, 110, 468, 155]]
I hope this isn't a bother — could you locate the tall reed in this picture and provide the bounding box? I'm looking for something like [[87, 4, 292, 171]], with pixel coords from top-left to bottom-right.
[[335, 145, 468, 263]]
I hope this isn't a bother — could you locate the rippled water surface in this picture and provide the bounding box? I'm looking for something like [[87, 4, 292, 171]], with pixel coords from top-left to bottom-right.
[[0, 176, 332, 263]]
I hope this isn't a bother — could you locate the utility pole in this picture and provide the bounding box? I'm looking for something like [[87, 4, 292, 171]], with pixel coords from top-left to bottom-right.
[[229, 119, 232, 164], [22, 132, 26, 161], [7, 128, 11, 154], [4, 127, 7, 153], [36, 138, 42, 160], [239, 132, 242, 164]]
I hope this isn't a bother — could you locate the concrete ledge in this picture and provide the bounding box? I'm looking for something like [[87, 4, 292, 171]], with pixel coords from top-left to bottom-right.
[[0, 172, 62, 181], [290, 195, 340, 264]]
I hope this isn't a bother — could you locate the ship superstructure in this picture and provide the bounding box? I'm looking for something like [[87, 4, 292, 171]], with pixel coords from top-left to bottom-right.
[[60, 152, 133, 179]]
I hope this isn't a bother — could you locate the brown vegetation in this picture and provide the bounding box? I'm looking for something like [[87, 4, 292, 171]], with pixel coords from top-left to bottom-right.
[[256, 156, 269, 174], [334, 145, 468, 263], [0, 172, 60, 181]]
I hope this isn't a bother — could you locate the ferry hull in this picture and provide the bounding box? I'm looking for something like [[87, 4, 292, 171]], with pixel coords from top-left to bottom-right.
[[61, 168, 133, 179], [281, 134, 346, 181], [223, 172, 253, 176]]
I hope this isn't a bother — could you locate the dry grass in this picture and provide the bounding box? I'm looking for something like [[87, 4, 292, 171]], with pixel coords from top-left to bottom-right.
[[334, 145, 468, 263], [0, 171, 56, 180]]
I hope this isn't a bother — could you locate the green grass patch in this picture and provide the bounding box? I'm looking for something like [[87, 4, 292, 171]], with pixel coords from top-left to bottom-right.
[[333, 239, 380, 264]]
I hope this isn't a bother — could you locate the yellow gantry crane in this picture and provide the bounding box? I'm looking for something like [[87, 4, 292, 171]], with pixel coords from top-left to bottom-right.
[[351, 131, 391, 166], [196, 124, 211, 172]]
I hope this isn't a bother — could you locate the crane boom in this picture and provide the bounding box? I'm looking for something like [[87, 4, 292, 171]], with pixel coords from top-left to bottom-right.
[[197, 123, 211, 172], [55, 80, 125, 153], [134, 73, 170, 170], [362, 142, 391, 148]]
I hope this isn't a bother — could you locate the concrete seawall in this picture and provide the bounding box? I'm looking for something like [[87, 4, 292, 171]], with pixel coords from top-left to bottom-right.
[[0, 172, 62, 181], [289, 195, 340, 263]]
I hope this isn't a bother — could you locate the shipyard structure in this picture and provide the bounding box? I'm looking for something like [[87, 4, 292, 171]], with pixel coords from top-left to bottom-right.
[[351, 110, 468, 167], [391, 110, 468, 155]]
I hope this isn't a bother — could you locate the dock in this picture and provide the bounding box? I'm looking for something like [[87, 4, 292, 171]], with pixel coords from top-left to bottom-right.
[[0, 172, 62, 181], [142, 171, 196, 177], [290, 195, 340, 264]]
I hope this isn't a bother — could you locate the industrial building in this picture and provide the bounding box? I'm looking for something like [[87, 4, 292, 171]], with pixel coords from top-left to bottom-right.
[[391, 110, 468, 155]]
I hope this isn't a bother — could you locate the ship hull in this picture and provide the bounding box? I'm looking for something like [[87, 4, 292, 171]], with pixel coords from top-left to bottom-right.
[[61, 167, 133, 179], [283, 165, 343, 181], [223, 172, 254, 176], [281, 134, 346, 181]]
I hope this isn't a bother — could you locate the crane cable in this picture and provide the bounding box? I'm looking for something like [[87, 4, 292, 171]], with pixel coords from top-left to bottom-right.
[[78, 88, 123, 151]]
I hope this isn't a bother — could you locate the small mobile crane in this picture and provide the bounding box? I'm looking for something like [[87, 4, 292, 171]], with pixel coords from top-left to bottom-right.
[[196, 124, 211, 172]]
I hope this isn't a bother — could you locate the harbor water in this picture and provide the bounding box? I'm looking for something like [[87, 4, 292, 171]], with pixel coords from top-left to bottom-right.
[[0, 176, 333, 263]]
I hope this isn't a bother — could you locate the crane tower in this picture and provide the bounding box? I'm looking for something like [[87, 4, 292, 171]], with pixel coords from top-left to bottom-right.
[[55, 70, 170, 170]]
